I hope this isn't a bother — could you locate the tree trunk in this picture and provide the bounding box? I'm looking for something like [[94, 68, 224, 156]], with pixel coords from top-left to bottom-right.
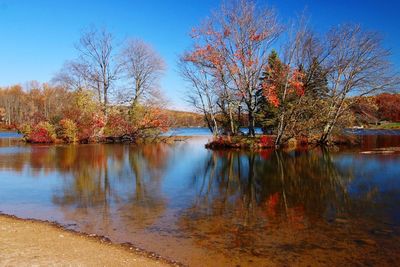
[[248, 109, 255, 137], [225, 101, 236, 135]]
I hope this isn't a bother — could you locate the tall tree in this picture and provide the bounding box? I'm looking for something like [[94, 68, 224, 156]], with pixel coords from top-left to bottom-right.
[[260, 51, 306, 146], [256, 50, 280, 132], [318, 24, 400, 143], [179, 57, 220, 135], [182, 0, 281, 136], [120, 39, 165, 108], [56, 27, 120, 115]]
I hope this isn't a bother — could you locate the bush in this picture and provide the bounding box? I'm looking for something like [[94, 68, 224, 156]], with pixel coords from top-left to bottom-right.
[[104, 111, 132, 137], [77, 112, 106, 142], [260, 135, 274, 147], [58, 119, 78, 143], [18, 123, 32, 138], [28, 122, 56, 143]]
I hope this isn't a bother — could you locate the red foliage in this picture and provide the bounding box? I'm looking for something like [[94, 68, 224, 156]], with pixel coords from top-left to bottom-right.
[[263, 83, 279, 107], [261, 64, 305, 108], [260, 149, 273, 160], [106, 113, 132, 136], [138, 108, 169, 133], [265, 192, 280, 218], [375, 93, 400, 122], [75, 113, 106, 141], [260, 135, 274, 146], [28, 122, 55, 143], [30, 128, 51, 143]]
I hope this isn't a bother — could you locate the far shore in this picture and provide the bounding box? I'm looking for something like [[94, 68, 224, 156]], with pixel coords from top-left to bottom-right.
[[0, 214, 175, 266]]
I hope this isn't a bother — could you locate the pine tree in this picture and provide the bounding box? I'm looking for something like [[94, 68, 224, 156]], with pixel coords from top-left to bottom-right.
[[256, 50, 281, 133], [303, 57, 328, 99]]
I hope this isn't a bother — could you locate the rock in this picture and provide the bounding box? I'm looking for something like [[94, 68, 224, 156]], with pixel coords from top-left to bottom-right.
[[355, 239, 376, 246], [335, 218, 349, 224]]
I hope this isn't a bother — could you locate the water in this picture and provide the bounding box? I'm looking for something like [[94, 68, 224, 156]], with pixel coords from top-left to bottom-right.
[[0, 131, 22, 138], [165, 127, 212, 136], [0, 132, 399, 266], [344, 128, 400, 136], [164, 127, 263, 136]]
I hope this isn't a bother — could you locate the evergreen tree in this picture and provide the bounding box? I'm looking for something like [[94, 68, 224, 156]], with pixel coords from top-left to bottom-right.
[[256, 50, 281, 133], [302, 57, 328, 99]]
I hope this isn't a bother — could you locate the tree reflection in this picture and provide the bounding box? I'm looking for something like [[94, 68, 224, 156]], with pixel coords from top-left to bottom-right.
[[49, 143, 170, 229], [53, 145, 114, 210], [178, 148, 355, 253], [119, 144, 168, 228]]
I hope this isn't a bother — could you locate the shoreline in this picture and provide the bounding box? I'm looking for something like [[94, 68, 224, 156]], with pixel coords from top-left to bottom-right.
[[0, 212, 182, 266]]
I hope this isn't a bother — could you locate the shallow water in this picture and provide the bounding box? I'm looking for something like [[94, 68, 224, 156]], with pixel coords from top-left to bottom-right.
[[164, 127, 263, 136], [0, 132, 399, 266]]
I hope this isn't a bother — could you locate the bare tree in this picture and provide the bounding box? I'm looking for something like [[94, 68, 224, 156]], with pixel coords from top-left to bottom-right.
[[318, 24, 400, 143], [120, 39, 165, 108], [52, 61, 91, 92], [179, 57, 220, 135], [182, 0, 281, 136], [71, 27, 120, 114]]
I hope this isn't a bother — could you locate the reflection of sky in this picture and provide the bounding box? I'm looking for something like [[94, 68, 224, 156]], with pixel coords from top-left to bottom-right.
[[0, 146, 30, 155], [160, 139, 211, 209], [0, 132, 22, 138], [0, 168, 69, 222], [334, 154, 400, 224], [344, 129, 400, 136], [334, 155, 400, 192]]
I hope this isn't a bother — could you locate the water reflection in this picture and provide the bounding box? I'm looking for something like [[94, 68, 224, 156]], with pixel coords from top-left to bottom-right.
[[185, 148, 352, 225], [176, 149, 354, 259], [0, 136, 399, 266], [49, 144, 170, 230]]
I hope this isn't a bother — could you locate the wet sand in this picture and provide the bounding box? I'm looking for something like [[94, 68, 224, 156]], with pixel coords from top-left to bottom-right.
[[0, 215, 168, 267]]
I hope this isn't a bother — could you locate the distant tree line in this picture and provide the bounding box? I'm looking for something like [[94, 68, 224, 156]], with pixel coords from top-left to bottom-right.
[[351, 93, 400, 124]]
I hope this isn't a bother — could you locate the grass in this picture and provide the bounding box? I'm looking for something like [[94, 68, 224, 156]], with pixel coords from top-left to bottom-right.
[[205, 135, 276, 149], [369, 122, 400, 130]]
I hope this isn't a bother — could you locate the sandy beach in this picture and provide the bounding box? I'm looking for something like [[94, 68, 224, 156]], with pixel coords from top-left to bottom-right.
[[0, 215, 169, 267]]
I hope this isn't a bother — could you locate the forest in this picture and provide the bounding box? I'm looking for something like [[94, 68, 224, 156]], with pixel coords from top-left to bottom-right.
[[0, 0, 399, 147]]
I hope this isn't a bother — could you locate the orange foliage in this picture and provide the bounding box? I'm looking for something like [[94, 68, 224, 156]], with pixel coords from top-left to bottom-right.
[[261, 64, 305, 108], [376, 93, 400, 122]]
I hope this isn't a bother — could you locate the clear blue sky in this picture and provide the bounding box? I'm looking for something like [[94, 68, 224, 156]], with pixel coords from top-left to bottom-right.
[[1, 0, 399, 110]]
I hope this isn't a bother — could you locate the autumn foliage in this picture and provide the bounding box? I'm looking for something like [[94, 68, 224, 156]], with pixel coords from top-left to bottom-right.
[[0, 84, 170, 143], [351, 93, 400, 124], [261, 62, 305, 108], [26, 122, 57, 143], [376, 93, 400, 122], [58, 119, 78, 143]]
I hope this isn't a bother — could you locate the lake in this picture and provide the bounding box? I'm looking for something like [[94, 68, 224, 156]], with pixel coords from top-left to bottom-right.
[[0, 131, 399, 266]]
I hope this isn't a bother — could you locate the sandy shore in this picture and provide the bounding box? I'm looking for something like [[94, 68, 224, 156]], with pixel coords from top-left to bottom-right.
[[0, 215, 169, 267]]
